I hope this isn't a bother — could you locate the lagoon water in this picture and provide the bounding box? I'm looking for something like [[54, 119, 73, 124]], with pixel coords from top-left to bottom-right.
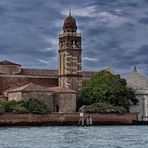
[[0, 126, 148, 148]]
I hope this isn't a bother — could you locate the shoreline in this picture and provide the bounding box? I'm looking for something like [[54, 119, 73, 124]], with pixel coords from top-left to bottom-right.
[[0, 113, 139, 126]]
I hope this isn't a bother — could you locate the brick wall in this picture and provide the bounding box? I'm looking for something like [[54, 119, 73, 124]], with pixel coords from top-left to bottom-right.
[[8, 92, 22, 101], [64, 113, 138, 125], [0, 113, 137, 126]]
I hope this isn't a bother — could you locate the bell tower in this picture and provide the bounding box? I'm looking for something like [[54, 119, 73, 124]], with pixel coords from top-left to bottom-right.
[[58, 11, 82, 92]]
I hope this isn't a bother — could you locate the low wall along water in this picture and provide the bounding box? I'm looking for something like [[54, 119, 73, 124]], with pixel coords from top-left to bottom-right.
[[0, 113, 137, 126]]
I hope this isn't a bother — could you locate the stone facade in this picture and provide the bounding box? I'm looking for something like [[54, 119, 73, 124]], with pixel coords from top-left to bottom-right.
[[7, 83, 54, 111], [126, 68, 148, 121], [49, 86, 77, 112], [53, 93, 76, 113], [8, 92, 22, 101], [59, 76, 82, 92]]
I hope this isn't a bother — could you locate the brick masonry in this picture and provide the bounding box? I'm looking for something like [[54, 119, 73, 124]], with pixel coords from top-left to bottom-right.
[[0, 113, 137, 126]]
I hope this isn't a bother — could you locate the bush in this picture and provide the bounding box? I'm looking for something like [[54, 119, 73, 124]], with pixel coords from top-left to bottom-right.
[[0, 98, 51, 114], [80, 102, 127, 114], [12, 105, 29, 114], [23, 98, 51, 114], [5, 100, 20, 112], [0, 100, 6, 114]]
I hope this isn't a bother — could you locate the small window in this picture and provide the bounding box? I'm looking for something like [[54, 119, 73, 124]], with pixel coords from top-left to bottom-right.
[[56, 105, 59, 112]]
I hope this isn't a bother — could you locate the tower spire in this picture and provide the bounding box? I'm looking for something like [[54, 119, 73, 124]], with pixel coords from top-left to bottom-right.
[[69, 9, 71, 16]]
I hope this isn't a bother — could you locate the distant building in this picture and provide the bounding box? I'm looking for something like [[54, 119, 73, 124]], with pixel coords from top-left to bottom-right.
[[0, 12, 147, 116], [126, 67, 148, 121], [0, 12, 94, 113], [6, 83, 76, 113]]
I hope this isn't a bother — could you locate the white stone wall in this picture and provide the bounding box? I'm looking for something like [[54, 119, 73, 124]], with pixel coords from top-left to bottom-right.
[[0, 65, 21, 75], [8, 92, 22, 101], [130, 94, 148, 121]]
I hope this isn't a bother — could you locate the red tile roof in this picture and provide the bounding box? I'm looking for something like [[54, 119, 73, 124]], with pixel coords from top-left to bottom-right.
[[8, 83, 54, 93], [8, 83, 76, 94]]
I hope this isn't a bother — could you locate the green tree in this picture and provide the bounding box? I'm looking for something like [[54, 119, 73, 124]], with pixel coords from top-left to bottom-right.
[[80, 70, 138, 110]]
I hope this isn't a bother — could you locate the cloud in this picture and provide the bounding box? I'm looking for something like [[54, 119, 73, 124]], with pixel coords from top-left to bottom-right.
[[138, 17, 148, 24], [0, 0, 148, 77], [84, 57, 98, 62]]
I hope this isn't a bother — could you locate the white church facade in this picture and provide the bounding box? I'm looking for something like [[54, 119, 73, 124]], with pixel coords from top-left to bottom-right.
[[126, 67, 148, 121]]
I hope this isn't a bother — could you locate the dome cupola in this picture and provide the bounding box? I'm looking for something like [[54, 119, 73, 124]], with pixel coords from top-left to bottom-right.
[[63, 10, 77, 33], [126, 66, 148, 91]]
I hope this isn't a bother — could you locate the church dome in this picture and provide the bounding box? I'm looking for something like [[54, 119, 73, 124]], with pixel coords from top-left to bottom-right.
[[63, 11, 77, 32], [64, 15, 76, 27], [126, 67, 148, 91]]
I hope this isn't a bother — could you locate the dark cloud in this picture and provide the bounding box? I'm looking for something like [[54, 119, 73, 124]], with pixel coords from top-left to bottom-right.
[[0, 0, 148, 77], [138, 17, 148, 24]]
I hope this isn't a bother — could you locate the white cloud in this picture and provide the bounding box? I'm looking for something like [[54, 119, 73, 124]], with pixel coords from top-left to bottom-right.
[[63, 6, 129, 28], [96, 11, 129, 27], [37, 59, 49, 64], [84, 57, 98, 62], [62, 6, 96, 17], [37, 57, 57, 64], [42, 48, 54, 51]]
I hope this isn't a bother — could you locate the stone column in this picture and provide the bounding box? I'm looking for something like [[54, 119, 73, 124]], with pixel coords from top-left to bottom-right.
[[143, 95, 148, 121]]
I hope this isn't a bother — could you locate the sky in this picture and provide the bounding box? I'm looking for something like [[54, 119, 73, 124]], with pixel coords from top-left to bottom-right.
[[0, 0, 148, 76]]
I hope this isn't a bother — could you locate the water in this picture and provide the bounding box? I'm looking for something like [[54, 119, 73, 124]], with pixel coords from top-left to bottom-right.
[[0, 126, 148, 148]]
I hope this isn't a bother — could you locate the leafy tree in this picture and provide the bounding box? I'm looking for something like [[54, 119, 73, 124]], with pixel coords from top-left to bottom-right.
[[80, 70, 138, 110]]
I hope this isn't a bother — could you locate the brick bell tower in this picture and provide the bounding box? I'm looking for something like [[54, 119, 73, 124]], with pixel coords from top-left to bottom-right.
[[58, 11, 82, 92]]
